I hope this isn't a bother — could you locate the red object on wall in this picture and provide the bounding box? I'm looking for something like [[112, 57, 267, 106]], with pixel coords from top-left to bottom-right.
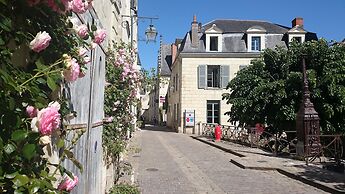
[[215, 125, 222, 141]]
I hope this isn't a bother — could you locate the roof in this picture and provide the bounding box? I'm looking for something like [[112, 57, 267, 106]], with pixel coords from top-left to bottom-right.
[[203, 19, 290, 34], [160, 44, 172, 76], [178, 19, 317, 53]]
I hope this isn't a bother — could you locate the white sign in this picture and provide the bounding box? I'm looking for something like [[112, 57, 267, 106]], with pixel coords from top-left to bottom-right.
[[185, 110, 195, 127]]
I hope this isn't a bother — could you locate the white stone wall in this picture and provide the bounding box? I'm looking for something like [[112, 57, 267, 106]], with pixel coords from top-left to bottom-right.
[[167, 58, 181, 131], [167, 57, 255, 133]]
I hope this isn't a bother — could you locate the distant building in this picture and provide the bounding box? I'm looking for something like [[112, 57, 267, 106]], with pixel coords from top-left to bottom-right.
[[143, 38, 172, 125], [167, 16, 317, 133]]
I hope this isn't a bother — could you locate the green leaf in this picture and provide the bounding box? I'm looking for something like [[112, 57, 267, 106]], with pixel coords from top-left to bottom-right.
[[64, 149, 74, 158], [4, 143, 15, 154], [11, 130, 28, 142], [9, 97, 15, 110], [35, 58, 46, 70], [22, 144, 36, 160], [91, 24, 97, 31], [0, 37, 4, 46], [5, 171, 18, 179], [47, 76, 57, 91], [0, 137, 3, 151], [57, 139, 64, 148], [0, 0, 7, 5], [13, 174, 29, 187], [36, 78, 46, 84]]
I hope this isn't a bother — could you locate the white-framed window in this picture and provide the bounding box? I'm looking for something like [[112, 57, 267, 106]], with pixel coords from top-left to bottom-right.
[[210, 36, 218, 51], [288, 34, 305, 43], [246, 26, 266, 52], [198, 65, 229, 89], [251, 36, 261, 51], [207, 65, 220, 88], [205, 24, 222, 52], [207, 100, 220, 124]]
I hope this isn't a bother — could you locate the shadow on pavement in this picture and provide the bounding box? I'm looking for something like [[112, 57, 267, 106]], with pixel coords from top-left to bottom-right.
[[291, 164, 345, 192], [141, 124, 177, 133]]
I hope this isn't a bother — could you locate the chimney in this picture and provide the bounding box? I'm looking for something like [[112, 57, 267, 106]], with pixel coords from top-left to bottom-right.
[[191, 15, 199, 48], [292, 17, 304, 28], [171, 43, 177, 64]]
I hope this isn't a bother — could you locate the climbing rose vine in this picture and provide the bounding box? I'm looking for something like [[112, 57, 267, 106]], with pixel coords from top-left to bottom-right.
[[0, 0, 106, 192]]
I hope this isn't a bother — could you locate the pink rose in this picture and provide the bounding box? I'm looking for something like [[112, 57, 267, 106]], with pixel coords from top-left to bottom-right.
[[58, 175, 79, 191], [93, 29, 106, 44], [37, 106, 60, 136], [29, 31, 51, 53], [78, 47, 88, 56], [72, 0, 86, 13], [63, 58, 80, 82], [26, 105, 38, 118], [84, 0, 92, 10], [76, 24, 88, 38]]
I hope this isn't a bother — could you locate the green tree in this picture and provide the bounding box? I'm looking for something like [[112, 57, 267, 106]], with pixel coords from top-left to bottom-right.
[[223, 39, 345, 134]]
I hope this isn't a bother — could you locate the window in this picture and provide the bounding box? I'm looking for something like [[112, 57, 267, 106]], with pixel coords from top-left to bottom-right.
[[292, 37, 302, 43], [210, 36, 218, 51], [198, 65, 229, 89], [207, 100, 220, 124], [251, 36, 261, 51], [207, 65, 220, 88]]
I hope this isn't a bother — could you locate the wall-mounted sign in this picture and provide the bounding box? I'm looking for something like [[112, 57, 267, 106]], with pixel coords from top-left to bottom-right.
[[185, 110, 195, 127], [159, 96, 165, 103]]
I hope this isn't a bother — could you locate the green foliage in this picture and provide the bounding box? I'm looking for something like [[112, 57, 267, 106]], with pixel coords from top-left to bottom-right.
[[109, 183, 140, 194], [223, 39, 345, 134], [103, 42, 141, 164], [0, 0, 87, 192]]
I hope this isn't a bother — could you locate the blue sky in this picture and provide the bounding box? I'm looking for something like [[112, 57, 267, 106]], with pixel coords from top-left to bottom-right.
[[137, 0, 345, 70]]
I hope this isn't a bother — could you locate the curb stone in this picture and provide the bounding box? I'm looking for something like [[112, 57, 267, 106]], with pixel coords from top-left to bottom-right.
[[192, 136, 345, 194]]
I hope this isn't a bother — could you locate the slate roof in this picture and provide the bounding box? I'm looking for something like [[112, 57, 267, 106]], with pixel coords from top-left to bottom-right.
[[203, 19, 290, 34], [160, 44, 172, 76], [179, 19, 317, 53]]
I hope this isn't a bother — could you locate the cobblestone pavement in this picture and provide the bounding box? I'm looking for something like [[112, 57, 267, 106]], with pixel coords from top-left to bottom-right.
[[128, 126, 327, 194]]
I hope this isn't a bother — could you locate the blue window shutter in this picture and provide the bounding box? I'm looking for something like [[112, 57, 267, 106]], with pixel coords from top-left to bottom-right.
[[198, 65, 206, 89], [221, 65, 229, 88]]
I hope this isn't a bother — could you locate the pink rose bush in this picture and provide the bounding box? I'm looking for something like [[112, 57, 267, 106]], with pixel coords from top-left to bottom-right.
[[58, 175, 79, 191], [93, 29, 106, 44], [29, 102, 61, 136], [63, 55, 80, 82], [30, 31, 51, 53]]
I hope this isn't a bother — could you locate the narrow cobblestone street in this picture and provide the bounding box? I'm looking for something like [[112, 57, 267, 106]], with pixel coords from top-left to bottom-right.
[[127, 126, 327, 194]]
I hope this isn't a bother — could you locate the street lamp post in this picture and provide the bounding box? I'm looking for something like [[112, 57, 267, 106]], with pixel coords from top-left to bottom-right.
[[122, 13, 158, 49]]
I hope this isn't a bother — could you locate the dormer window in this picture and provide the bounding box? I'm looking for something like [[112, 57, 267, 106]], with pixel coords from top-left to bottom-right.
[[288, 18, 306, 44], [205, 24, 223, 52], [292, 37, 302, 43], [210, 36, 218, 51], [246, 26, 266, 52], [251, 36, 261, 51]]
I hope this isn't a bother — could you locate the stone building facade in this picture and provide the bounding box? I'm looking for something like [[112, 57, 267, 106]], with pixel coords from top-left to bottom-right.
[[166, 16, 317, 133]]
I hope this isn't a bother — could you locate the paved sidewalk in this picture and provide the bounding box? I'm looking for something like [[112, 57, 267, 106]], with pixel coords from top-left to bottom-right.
[[122, 125, 329, 194], [193, 136, 345, 193]]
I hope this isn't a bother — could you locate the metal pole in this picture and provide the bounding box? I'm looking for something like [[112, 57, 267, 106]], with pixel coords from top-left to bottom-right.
[[130, 9, 134, 50]]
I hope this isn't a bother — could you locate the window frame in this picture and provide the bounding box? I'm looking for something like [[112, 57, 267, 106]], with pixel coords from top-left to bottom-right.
[[206, 100, 220, 124], [251, 36, 261, 51], [207, 65, 221, 88]]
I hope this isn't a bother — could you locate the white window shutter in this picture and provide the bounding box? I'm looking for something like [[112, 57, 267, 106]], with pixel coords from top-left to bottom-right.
[[221, 65, 229, 88], [198, 65, 206, 89]]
